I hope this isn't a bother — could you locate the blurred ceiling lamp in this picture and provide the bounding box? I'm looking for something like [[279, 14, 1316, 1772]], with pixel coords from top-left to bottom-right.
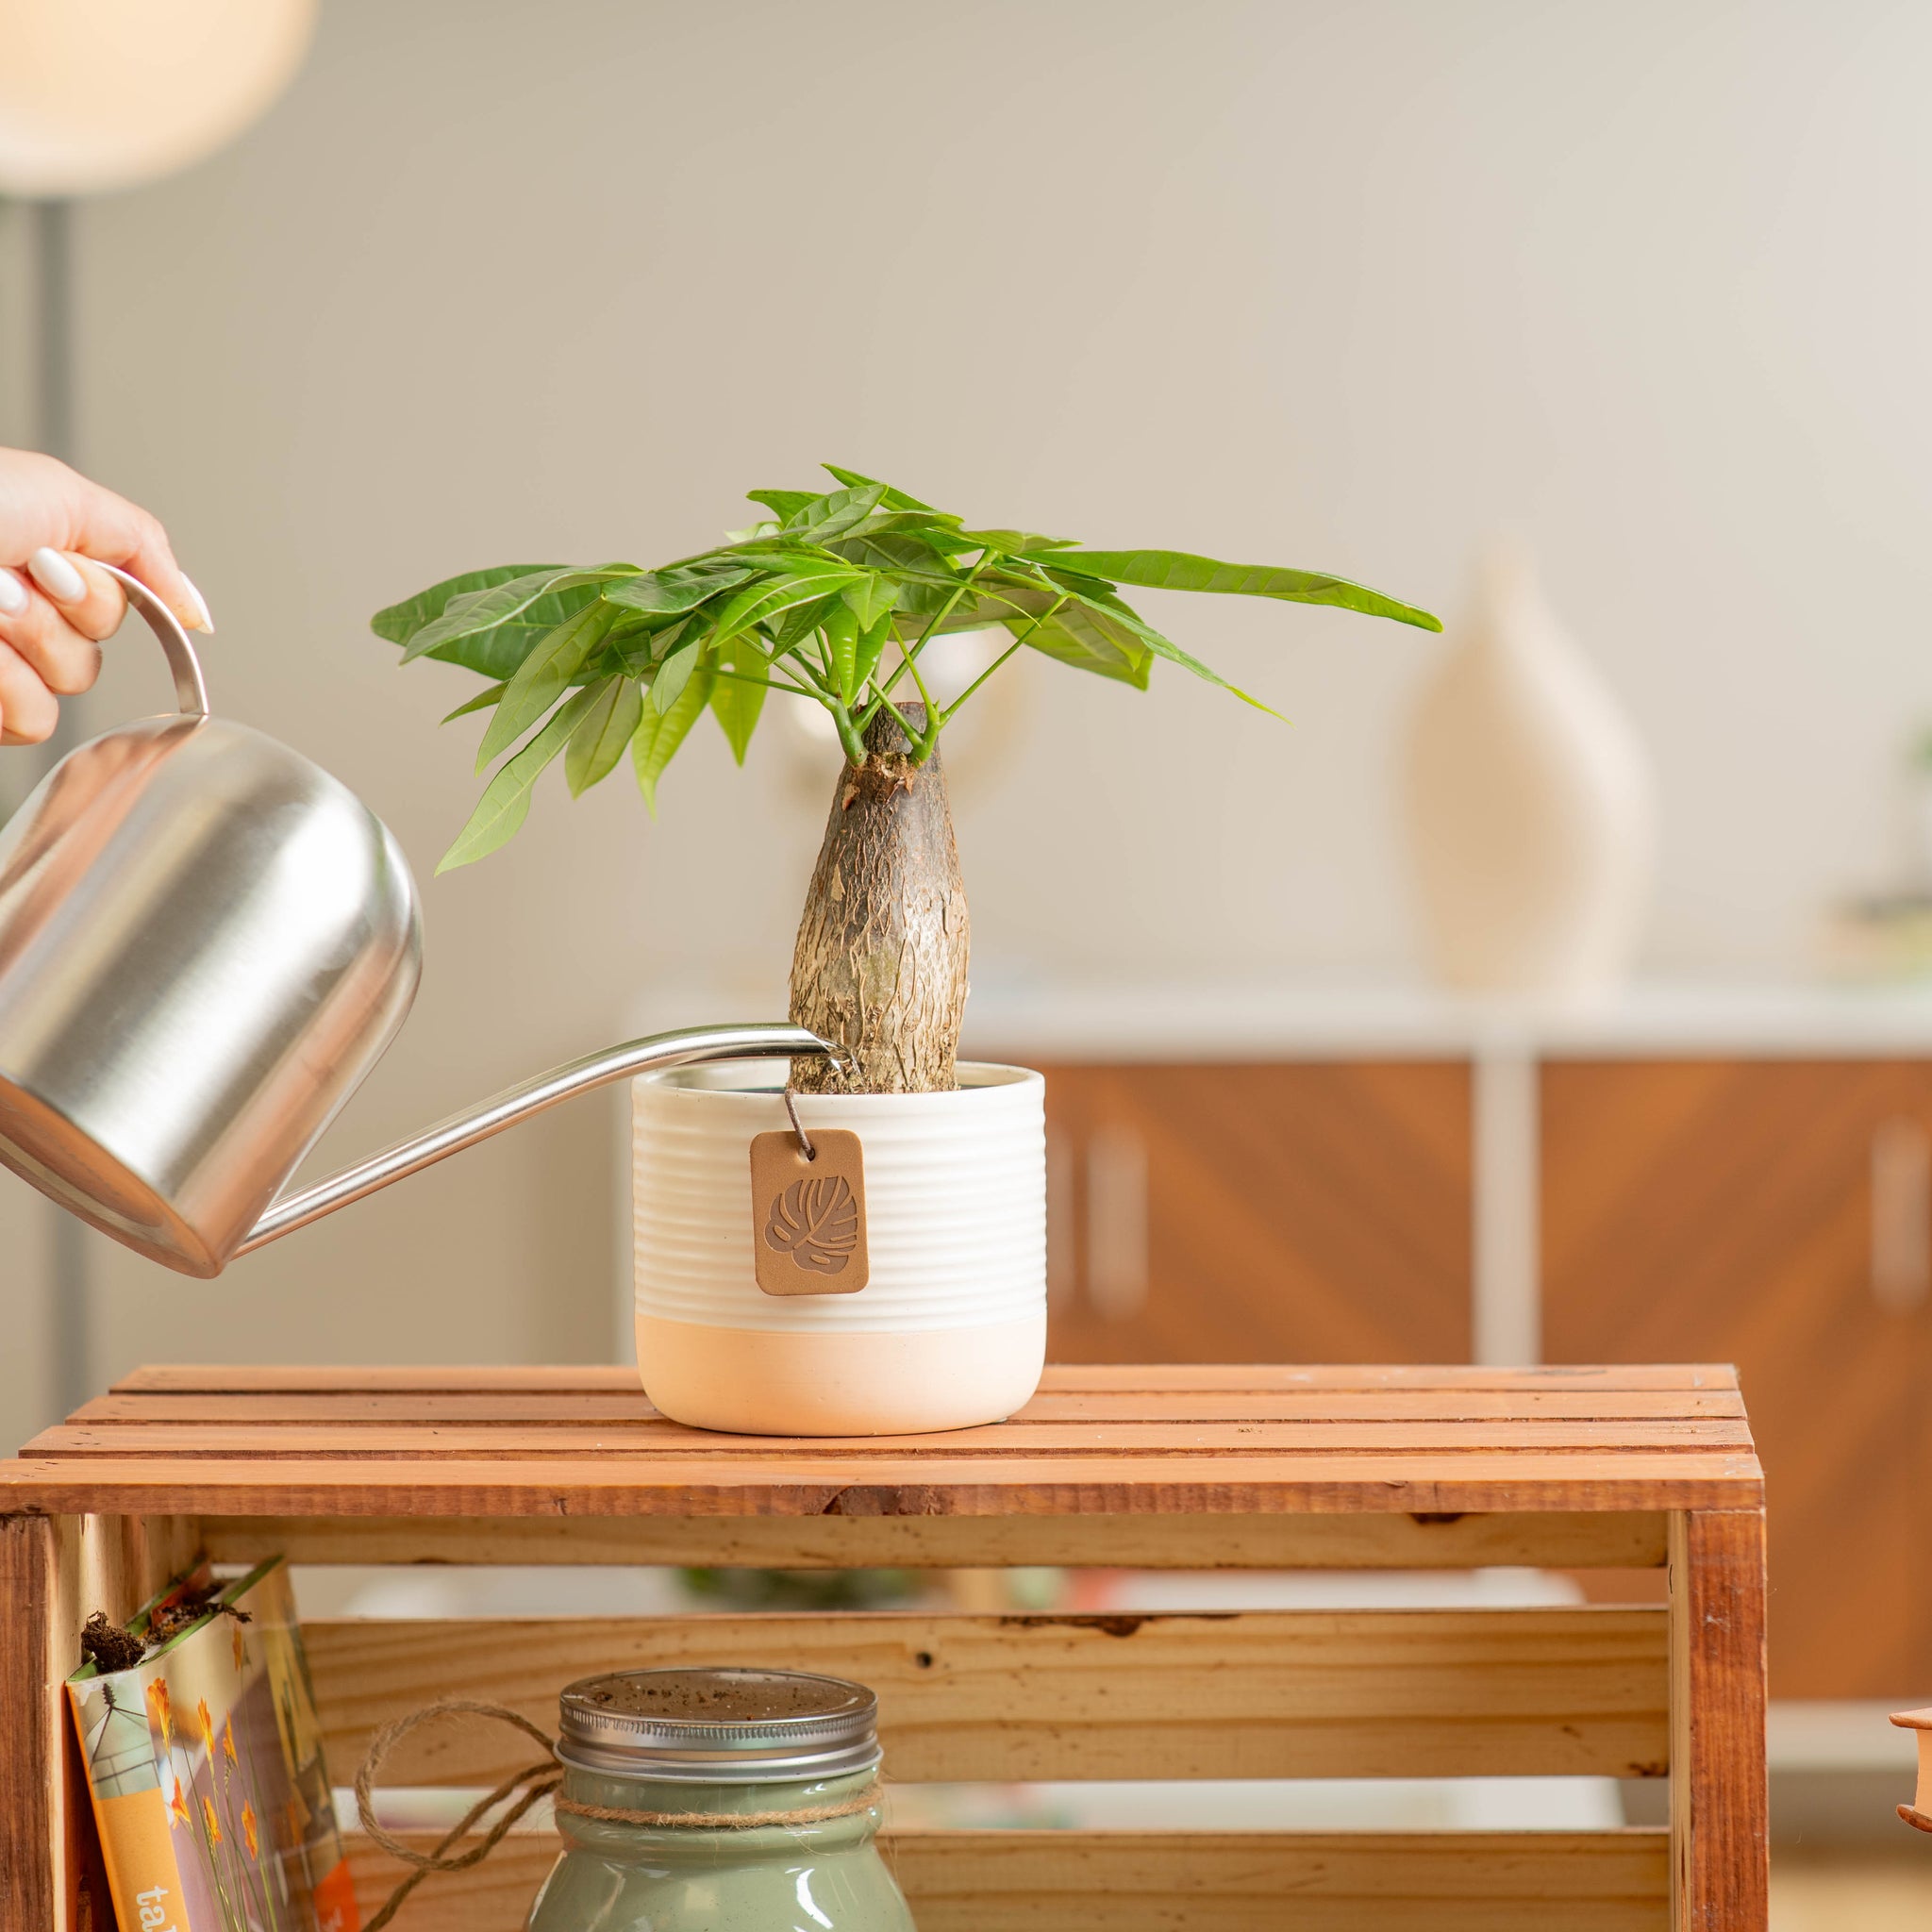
[[0, 0, 317, 197]]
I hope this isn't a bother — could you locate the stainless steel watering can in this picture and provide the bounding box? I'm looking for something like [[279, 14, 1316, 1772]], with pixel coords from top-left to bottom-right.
[[0, 568, 836, 1277]]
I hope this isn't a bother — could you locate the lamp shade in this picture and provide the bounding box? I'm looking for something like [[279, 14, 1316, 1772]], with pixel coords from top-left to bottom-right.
[[0, 0, 316, 197]]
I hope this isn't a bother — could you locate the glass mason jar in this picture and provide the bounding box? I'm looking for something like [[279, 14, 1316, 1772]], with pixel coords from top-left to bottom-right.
[[525, 1667, 915, 1932]]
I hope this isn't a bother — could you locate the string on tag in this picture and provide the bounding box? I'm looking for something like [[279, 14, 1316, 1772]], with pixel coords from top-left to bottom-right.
[[781, 1088, 817, 1162]]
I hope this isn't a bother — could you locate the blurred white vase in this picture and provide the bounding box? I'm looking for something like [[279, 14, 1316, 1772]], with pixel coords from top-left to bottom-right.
[[1403, 541, 1654, 1004]]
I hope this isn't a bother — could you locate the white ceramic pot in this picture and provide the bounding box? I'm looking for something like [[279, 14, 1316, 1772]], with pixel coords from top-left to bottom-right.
[[632, 1062, 1045, 1436]]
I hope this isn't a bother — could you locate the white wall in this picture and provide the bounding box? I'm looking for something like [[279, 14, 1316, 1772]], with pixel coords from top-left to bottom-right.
[[6, 0, 1932, 1434]]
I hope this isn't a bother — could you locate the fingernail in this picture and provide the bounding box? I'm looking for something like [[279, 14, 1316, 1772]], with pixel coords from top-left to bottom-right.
[[27, 547, 86, 606], [179, 574, 214, 635], [0, 570, 26, 617]]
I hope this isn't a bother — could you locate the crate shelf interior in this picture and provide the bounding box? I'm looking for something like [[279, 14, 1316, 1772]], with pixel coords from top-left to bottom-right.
[[0, 1362, 1766, 1931]]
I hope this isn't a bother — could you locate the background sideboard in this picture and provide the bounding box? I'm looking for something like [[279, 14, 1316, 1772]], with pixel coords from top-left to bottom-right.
[[968, 984, 1932, 1703]]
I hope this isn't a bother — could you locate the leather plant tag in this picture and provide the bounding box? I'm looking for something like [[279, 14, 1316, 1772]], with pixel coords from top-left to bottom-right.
[[749, 1128, 870, 1296]]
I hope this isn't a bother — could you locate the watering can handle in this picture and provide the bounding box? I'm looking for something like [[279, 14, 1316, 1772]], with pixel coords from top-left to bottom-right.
[[97, 562, 209, 718]]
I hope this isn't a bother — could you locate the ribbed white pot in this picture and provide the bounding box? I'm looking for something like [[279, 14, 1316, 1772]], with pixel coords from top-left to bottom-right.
[[632, 1062, 1045, 1436]]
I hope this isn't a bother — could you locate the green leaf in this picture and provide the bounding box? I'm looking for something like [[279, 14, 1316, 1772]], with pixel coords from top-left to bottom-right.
[[649, 638, 705, 715], [419, 590, 608, 680], [961, 527, 1076, 556], [374, 565, 555, 646], [720, 545, 870, 577], [852, 608, 893, 696], [602, 610, 694, 677], [477, 599, 618, 770], [823, 603, 859, 702], [824, 528, 963, 583], [631, 662, 717, 813], [441, 681, 506, 724], [821, 592, 897, 702], [605, 561, 755, 615], [747, 488, 816, 520], [1043, 548, 1442, 631], [782, 483, 889, 542], [841, 575, 898, 631], [891, 570, 1058, 638], [437, 685, 601, 873], [769, 591, 841, 656], [1006, 601, 1152, 689], [709, 570, 861, 650], [1056, 581, 1278, 714], [565, 675, 643, 796], [822, 464, 936, 512], [710, 634, 770, 762], [402, 566, 624, 662]]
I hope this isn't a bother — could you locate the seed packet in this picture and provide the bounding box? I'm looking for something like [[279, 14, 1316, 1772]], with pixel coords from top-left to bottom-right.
[[67, 1558, 359, 1932]]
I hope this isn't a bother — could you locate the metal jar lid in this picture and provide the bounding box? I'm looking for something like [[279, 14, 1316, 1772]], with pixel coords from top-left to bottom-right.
[[556, 1668, 881, 1784]]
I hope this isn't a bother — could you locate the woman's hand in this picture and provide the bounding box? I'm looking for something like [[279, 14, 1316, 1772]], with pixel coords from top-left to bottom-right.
[[0, 447, 211, 745]]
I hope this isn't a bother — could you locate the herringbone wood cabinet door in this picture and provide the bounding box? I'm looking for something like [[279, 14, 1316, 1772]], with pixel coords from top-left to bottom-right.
[[1543, 1058, 1932, 1698], [1026, 1062, 1472, 1365]]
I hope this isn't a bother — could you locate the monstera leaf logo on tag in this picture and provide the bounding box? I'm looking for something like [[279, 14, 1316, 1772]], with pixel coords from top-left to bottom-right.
[[748, 1125, 869, 1295], [765, 1175, 859, 1274]]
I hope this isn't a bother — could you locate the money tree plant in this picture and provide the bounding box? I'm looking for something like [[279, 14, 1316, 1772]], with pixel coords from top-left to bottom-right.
[[375, 466, 1439, 1093]]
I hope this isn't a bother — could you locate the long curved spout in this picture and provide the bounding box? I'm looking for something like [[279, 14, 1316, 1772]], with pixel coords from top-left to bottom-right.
[[235, 1022, 840, 1258]]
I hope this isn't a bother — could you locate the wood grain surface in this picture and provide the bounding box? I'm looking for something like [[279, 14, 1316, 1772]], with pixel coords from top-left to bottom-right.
[[0, 1512, 200, 1932], [1008, 1060, 1474, 1364], [109, 1362, 1738, 1394], [1545, 1058, 1930, 1698], [198, 1507, 1673, 1572], [345, 1827, 1672, 1932], [0, 1515, 72, 1932], [310, 1604, 1669, 1786], [3, 1363, 1761, 1520], [1669, 1507, 1768, 1931], [0, 1365, 1762, 1931]]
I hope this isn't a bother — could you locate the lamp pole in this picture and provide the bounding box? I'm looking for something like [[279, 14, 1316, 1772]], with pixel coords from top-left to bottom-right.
[[30, 196, 92, 1418]]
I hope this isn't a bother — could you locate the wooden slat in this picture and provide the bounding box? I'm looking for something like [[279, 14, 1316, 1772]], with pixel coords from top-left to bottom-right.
[[67, 1387, 1750, 1425], [207, 1507, 1672, 1571], [346, 1829, 1672, 1932], [112, 1362, 1739, 1394], [0, 1514, 75, 1932], [312, 1605, 1668, 1786], [0, 1450, 1762, 1517], [893, 1829, 1670, 1932], [7, 1361, 1763, 1521], [0, 1513, 210, 1932], [1670, 1509, 1768, 1928], [23, 1418, 1757, 1458]]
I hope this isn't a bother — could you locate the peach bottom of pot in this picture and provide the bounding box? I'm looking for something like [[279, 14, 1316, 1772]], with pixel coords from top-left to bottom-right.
[[635, 1311, 1048, 1436]]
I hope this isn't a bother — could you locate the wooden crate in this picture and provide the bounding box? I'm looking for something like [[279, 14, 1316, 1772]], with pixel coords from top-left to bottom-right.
[[0, 1362, 1766, 1931]]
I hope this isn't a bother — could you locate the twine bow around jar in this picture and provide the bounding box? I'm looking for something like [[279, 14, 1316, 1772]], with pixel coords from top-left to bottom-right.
[[356, 1697, 885, 1930]]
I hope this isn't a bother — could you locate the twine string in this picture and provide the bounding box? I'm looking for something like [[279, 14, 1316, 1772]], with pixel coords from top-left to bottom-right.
[[782, 1087, 817, 1160], [558, 1788, 880, 1828], [355, 1699, 881, 1930]]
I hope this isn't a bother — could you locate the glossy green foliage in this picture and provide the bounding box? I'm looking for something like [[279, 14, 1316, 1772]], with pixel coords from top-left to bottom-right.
[[372, 466, 1441, 871]]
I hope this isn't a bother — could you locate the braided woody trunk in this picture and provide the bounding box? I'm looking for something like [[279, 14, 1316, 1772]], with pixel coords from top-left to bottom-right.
[[788, 704, 969, 1093]]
